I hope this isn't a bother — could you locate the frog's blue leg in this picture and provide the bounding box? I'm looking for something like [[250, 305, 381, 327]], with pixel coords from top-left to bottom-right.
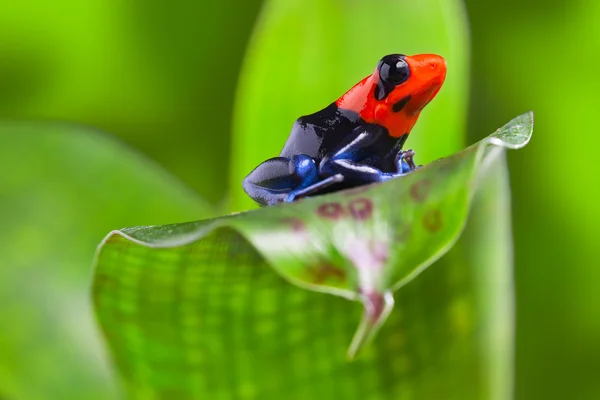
[[243, 154, 320, 206], [288, 173, 344, 199], [319, 125, 408, 184]]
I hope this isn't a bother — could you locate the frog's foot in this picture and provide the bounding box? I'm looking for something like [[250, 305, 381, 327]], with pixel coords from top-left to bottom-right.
[[394, 149, 421, 174], [243, 154, 320, 206]]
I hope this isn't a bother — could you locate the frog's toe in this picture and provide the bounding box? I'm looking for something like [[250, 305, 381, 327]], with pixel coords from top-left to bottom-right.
[[395, 149, 419, 173]]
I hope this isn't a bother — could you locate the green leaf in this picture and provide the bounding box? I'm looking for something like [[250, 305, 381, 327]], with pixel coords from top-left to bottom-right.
[[229, 0, 470, 211], [0, 123, 211, 400], [93, 112, 532, 399], [0, 0, 263, 202]]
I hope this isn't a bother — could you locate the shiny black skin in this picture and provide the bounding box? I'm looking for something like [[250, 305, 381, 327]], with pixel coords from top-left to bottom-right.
[[242, 103, 413, 206], [280, 104, 406, 168]]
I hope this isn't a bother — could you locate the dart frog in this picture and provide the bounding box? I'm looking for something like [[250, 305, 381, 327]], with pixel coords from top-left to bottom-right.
[[243, 53, 446, 206]]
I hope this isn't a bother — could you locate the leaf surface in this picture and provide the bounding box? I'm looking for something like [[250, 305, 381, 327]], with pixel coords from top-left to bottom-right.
[[0, 123, 211, 399], [94, 113, 532, 399]]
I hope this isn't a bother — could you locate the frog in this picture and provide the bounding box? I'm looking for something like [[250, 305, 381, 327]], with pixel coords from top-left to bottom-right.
[[243, 53, 446, 206]]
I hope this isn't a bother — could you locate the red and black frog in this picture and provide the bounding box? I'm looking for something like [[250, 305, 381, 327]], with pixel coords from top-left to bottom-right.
[[243, 53, 447, 206]]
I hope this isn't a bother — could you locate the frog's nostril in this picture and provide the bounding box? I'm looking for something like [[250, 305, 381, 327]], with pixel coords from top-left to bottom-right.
[[407, 54, 447, 77]]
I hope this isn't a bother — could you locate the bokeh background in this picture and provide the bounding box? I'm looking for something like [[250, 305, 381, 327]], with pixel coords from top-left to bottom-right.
[[0, 0, 598, 399]]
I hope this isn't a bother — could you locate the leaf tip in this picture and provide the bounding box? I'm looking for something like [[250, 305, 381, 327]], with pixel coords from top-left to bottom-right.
[[489, 111, 534, 150]]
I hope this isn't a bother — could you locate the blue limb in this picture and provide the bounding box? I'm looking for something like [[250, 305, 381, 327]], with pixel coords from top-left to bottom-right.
[[394, 149, 421, 174], [286, 173, 344, 201], [243, 154, 320, 206]]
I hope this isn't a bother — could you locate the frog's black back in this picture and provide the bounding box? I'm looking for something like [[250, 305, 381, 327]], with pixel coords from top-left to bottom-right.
[[279, 103, 362, 161]]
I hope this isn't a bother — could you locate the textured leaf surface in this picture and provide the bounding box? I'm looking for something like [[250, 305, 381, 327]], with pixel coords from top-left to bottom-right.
[[93, 113, 532, 399], [0, 123, 211, 400], [229, 0, 470, 211]]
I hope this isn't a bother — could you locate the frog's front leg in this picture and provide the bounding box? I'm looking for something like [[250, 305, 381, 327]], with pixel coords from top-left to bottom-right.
[[318, 124, 402, 184], [394, 149, 421, 174], [243, 154, 321, 206]]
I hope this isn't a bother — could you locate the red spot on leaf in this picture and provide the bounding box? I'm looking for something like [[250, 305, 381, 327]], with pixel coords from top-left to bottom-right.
[[308, 263, 347, 284], [410, 179, 431, 202], [281, 217, 306, 233], [423, 209, 443, 232], [349, 198, 373, 221], [316, 202, 345, 220]]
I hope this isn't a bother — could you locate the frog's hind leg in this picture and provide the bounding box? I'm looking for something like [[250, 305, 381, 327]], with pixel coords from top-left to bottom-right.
[[243, 155, 320, 206]]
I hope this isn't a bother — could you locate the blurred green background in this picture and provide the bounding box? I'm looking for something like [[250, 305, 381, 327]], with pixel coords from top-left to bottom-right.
[[0, 0, 597, 399]]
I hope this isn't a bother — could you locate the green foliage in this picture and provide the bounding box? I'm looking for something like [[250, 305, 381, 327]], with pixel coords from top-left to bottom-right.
[[92, 114, 532, 399], [0, 1, 475, 397], [229, 0, 470, 211], [464, 1, 600, 398], [4, 0, 592, 397], [0, 124, 211, 399], [0, 0, 262, 203]]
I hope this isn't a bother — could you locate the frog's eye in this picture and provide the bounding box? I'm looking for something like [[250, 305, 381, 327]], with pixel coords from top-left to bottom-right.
[[380, 59, 410, 85], [374, 55, 411, 100]]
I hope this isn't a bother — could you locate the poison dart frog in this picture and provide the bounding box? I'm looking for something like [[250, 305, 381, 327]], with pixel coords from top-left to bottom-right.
[[243, 53, 446, 206]]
